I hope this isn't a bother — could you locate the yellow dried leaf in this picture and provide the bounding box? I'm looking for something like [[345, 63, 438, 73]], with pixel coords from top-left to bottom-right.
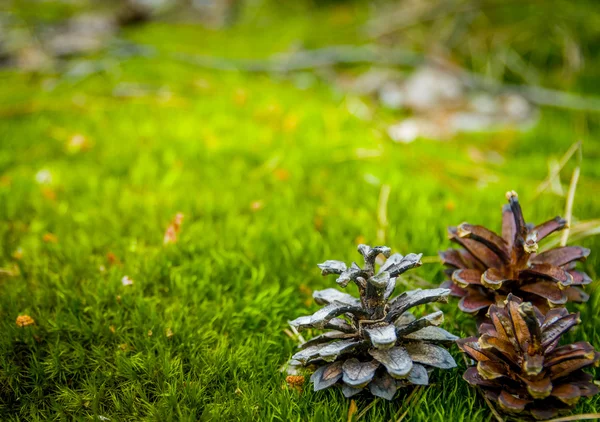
[[233, 89, 247, 106], [347, 400, 358, 422], [41, 187, 56, 201], [286, 375, 305, 387], [107, 252, 122, 266], [164, 212, 184, 245], [43, 233, 58, 243], [250, 200, 264, 211], [12, 247, 23, 260], [16, 315, 35, 327], [66, 134, 91, 153]]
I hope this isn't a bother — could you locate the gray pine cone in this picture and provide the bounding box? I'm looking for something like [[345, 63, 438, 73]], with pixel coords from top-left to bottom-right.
[[287, 244, 459, 400]]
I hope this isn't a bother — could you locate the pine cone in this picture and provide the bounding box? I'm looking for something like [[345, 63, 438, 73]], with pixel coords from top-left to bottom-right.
[[287, 244, 458, 400], [440, 191, 591, 314], [458, 294, 600, 420]]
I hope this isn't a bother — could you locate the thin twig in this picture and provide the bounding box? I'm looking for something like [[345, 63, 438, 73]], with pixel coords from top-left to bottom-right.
[[377, 184, 391, 244], [174, 48, 600, 112], [533, 141, 581, 199], [560, 165, 581, 246], [543, 414, 600, 422]]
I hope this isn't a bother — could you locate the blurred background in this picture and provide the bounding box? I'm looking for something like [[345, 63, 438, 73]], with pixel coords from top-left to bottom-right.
[[2, 0, 600, 420], [2, 0, 600, 143]]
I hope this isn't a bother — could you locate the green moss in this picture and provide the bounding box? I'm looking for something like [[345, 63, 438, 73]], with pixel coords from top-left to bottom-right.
[[1, 3, 600, 421]]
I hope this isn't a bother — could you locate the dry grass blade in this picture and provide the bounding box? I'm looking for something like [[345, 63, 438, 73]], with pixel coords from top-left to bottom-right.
[[560, 165, 581, 246], [347, 399, 358, 422], [355, 398, 379, 421], [393, 386, 424, 422], [287, 323, 305, 344], [543, 414, 600, 422], [482, 393, 504, 422], [534, 141, 581, 198], [377, 184, 391, 244]]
